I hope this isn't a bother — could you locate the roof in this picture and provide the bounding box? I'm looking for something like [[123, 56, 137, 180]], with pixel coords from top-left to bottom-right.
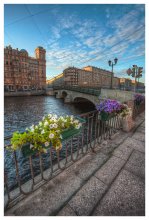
[[37, 46, 44, 50], [20, 49, 28, 53]]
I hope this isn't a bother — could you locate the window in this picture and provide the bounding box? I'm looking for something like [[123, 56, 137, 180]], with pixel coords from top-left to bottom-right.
[[6, 61, 8, 65]]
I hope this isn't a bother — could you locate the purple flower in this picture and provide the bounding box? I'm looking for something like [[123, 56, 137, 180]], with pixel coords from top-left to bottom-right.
[[96, 99, 122, 114], [134, 94, 145, 103]]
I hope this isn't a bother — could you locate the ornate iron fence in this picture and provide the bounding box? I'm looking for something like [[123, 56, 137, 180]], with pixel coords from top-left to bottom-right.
[[4, 110, 122, 210]]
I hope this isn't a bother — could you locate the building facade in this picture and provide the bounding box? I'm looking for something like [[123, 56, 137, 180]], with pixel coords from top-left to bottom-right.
[[4, 45, 46, 92], [120, 78, 132, 90], [63, 66, 120, 89], [119, 78, 145, 92], [63, 67, 79, 86], [46, 73, 64, 88], [131, 80, 145, 92]]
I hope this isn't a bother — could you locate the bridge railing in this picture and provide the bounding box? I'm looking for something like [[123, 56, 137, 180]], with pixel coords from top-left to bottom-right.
[[4, 110, 122, 210], [53, 85, 101, 96]]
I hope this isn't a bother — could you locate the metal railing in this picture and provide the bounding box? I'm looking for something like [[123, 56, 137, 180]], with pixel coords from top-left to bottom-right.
[[53, 86, 101, 96], [132, 101, 145, 119], [4, 110, 122, 210]]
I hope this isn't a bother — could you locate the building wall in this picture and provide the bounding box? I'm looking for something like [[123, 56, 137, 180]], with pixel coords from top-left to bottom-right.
[[46, 73, 64, 88], [120, 78, 145, 91], [113, 77, 120, 88], [63, 66, 119, 89], [4, 45, 46, 92], [83, 66, 112, 77], [63, 67, 78, 86]]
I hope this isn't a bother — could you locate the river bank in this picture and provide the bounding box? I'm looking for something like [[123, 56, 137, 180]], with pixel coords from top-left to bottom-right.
[[4, 90, 46, 97]]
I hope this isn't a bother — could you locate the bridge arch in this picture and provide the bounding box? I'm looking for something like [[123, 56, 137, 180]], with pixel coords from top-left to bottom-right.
[[54, 89, 99, 105], [73, 96, 96, 107], [61, 91, 68, 98], [54, 91, 58, 96]]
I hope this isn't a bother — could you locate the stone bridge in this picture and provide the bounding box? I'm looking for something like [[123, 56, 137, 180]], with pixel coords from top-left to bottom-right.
[[54, 89, 99, 105], [53, 88, 135, 106]]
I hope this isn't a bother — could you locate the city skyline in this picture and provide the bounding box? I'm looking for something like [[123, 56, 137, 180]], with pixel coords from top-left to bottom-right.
[[4, 4, 145, 82]]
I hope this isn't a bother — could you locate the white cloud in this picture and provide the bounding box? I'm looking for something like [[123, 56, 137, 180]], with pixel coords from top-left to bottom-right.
[[106, 8, 110, 19], [44, 6, 144, 73]]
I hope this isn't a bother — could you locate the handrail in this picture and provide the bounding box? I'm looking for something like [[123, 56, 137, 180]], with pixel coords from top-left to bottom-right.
[[52, 86, 101, 96], [4, 110, 122, 210]]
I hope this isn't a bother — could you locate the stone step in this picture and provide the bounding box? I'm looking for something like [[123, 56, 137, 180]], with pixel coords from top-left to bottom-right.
[[57, 176, 107, 216], [5, 150, 109, 216], [57, 155, 127, 216]]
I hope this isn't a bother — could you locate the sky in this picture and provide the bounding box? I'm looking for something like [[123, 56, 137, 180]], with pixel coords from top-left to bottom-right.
[[4, 4, 145, 82]]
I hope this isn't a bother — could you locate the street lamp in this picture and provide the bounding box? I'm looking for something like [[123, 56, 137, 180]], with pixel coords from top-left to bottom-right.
[[108, 57, 118, 89]]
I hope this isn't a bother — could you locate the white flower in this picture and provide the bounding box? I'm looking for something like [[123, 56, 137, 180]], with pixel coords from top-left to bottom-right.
[[51, 116, 58, 122], [49, 124, 54, 129], [53, 123, 58, 128], [31, 128, 34, 132], [44, 121, 49, 126], [53, 114, 57, 119], [42, 116, 45, 120], [62, 123, 65, 127], [123, 104, 128, 108], [35, 125, 38, 129], [44, 142, 49, 147], [30, 125, 34, 129], [48, 114, 52, 118], [60, 135, 63, 139], [51, 117, 56, 121], [56, 130, 60, 133], [49, 133, 54, 139], [59, 116, 64, 121], [41, 130, 45, 134], [74, 119, 79, 124], [75, 123, 82, 129], [70, 116, 74, 121], [39, 122, 42, 126], [30, 144, 34, 149]]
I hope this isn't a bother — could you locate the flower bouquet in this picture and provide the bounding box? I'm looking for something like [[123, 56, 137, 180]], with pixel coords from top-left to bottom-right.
[[96, 99, 122, 121], [118, 104, 132, 118], [10, 114, 85, 157]]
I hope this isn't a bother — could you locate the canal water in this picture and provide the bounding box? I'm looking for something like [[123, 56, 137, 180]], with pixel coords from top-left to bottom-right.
[[4, 96, 95, 137], [4, 96, 96, 190]]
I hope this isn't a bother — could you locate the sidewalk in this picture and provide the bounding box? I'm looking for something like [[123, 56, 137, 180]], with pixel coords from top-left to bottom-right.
[[5, 113, 145, 216]]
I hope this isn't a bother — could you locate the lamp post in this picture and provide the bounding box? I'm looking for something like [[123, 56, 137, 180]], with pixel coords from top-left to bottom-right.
[[108, 57, 118, 89]]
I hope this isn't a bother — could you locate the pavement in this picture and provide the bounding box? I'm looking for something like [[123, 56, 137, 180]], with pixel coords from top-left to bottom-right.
[[5, 112, 145, 216]]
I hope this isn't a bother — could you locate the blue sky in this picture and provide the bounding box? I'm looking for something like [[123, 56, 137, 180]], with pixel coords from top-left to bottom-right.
[[4, 4, 145, 82]]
